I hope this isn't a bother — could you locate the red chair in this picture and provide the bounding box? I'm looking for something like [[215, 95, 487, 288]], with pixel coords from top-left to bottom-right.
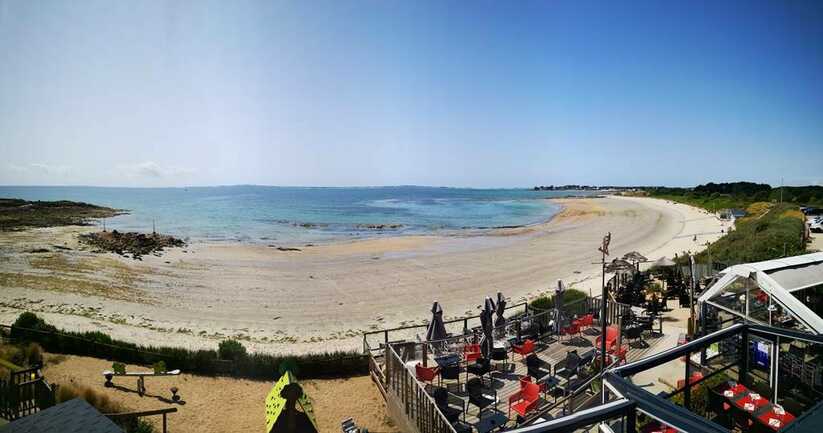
[[463, 343, 481, 363], [611, 346, 628, 364], [509, 381, 541, 418], [573, 314, 593, 332], [519, 375, 533, 389], [415, 363, 439, 387], [595, 326, 620, 352], [561, 323, 580, 340], [677, 372, 704, 390], [520, 374, 548, 395], [512, 339, 535, 361]]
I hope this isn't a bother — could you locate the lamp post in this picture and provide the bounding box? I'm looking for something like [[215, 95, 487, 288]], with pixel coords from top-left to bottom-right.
[[688, 254, 697, 337], [599, 232, 611, 371]]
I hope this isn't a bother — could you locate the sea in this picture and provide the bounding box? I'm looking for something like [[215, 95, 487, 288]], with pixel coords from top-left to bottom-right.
[[0, 186, 594, 244]]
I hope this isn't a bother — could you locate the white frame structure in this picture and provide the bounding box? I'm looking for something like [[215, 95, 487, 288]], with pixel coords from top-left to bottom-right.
[[698, 252, 823, 334]]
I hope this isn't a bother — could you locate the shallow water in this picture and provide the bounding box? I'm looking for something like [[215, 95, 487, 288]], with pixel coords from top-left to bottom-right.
[[0, 185, 593, 244]]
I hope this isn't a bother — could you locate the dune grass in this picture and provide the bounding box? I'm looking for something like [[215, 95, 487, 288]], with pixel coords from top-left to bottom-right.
[[697, 203, 806, 264]]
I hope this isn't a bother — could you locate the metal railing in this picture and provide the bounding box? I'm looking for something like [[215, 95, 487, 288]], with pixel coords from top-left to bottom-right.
[[384, 343, 457, 433], [106, 407, 178, 433], [0, 367, 55, 421], [363, 301, 530, 355]]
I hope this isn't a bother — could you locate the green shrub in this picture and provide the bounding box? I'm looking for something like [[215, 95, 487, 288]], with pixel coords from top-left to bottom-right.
[[670, 372, 731, 417], [11, 313, 367, 380], [218, 339, 247, 361], [133, 420, 156, 433], [529, 288, 588, 313], [56, 383, 123, 414], [25, 342, 44, 366], [12, 312, 57, 334], [1, 345, 25, 367]]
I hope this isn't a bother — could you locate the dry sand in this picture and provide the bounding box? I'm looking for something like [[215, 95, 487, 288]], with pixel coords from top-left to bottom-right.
[[0, 196, 726, 354], [42, 353, 397, 433]]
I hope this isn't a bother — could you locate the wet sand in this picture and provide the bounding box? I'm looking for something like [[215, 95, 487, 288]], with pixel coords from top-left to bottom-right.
[[0, 196, 726, 354]]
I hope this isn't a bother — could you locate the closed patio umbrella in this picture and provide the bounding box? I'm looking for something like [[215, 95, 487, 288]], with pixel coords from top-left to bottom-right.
[[425, 301, 448, 342], [555, 280, 565, 332], [479, 297, 495, 359], [494, 292, 507, 337]]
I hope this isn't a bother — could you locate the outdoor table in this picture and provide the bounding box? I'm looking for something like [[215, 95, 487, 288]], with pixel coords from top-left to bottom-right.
[[720, 382, 747, 398], [474, 410, 508, 433], [434, 353, 461, 368], [755, 404, 795, 431], [732, 391, 770, 414], [536, 375, 561, 401]]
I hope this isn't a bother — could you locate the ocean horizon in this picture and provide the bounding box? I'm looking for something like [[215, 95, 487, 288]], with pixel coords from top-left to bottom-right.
[[0, 185, 594, 244]]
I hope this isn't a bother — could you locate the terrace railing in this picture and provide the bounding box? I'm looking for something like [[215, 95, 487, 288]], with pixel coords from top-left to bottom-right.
[[384, 343, 457, 433], [362, 301, 530, 356], [106, 407, 178, 433], [0, 367, 56, 421]]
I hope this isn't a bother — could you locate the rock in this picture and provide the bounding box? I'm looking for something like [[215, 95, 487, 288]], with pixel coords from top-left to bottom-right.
[[79, 231, 184, 259]]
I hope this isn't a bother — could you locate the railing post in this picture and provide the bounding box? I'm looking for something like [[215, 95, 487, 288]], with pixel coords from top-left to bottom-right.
[[684, 353, 692, 410], [163, 413, 167, 433], [626, 407, 637, 433]]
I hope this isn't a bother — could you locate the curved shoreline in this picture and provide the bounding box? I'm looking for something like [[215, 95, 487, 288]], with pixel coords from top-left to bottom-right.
[[0, 195, 727, 354]]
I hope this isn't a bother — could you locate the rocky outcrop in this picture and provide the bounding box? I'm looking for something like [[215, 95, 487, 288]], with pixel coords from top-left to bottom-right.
[[0, 198, 123, 230], [79, 230, 184, 259]]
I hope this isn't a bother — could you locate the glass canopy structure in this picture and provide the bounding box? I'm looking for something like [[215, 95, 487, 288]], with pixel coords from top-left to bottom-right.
[[697, 252, 823, 334]]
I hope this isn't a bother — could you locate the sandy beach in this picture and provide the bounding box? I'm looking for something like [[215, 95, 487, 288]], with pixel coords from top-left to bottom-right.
[[0, 196, 726, 354]]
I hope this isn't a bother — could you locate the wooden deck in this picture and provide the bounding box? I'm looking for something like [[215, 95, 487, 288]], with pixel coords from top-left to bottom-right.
[[385, 326, 671, 432]]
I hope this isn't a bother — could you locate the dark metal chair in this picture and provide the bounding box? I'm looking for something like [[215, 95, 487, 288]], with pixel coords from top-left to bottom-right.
[[624, 325, 645, 347], [525, 354, 551, 382], [707, 387, 732, 428], [555, 350, 580, 380], [439, 363, 463, 392], [466, 357, 491, 385], [491, 346, 509, 373], [433, 386, 465, 423], [467, 377, 497, 418]]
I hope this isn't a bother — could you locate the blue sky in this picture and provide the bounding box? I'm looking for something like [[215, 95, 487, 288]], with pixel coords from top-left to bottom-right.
[[1, 0, 822, 188]]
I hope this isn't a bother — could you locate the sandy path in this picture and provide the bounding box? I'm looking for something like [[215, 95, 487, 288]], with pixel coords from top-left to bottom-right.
[[0, 196, 726, 354], [42, 353, 396, 433]]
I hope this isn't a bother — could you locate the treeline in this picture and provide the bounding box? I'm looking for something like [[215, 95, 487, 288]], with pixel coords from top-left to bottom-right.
[[646, 182, 823, 211], [7, 312, 367, 380]]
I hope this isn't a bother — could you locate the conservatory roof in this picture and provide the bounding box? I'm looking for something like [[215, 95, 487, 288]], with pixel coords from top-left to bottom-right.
[[698, 252, 823, 334]]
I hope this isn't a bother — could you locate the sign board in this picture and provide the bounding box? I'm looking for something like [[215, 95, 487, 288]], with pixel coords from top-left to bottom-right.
[[265, 371, 318, 433]]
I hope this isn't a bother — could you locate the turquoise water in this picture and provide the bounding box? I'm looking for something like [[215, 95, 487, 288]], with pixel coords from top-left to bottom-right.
[[0, 186, 592, 244]]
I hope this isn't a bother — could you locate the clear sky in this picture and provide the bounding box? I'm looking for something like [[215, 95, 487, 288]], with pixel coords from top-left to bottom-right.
[[1, 0, 822, 188]]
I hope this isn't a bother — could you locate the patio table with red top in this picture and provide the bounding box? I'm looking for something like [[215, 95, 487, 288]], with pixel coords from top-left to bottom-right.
[[755, 405, 796, 431], [732, 391, 770, 413], [719, 382, 796, 431]]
